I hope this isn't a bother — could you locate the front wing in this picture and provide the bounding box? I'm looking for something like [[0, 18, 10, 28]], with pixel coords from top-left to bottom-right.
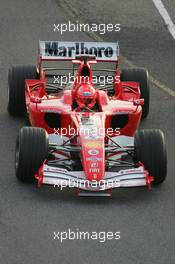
[[36, 164, 154, 195]]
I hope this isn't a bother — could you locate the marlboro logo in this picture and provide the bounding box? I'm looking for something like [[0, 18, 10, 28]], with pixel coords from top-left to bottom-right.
[[39, 41, 119, 61]]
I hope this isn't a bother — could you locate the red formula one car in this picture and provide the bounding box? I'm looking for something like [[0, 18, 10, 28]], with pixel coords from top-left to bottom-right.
[[8, 41, 167, 196]]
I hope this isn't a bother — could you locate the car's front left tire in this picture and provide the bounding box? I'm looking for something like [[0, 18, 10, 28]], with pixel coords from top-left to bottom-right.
[[8, 65, 38, 117], [15, 127, 49, 182]]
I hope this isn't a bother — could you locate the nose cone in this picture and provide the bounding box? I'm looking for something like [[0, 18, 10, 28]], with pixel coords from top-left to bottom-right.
[[71, 112, 106, 182], [81, 138, 105, 181]]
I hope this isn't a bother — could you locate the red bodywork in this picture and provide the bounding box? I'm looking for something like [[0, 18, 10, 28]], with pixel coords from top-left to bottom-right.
[[25, 53, 148, 187]]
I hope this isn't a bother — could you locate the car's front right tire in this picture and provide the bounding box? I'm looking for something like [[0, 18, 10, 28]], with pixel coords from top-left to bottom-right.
[[134, 129, 167, 185], [121, 68, 150, 119]]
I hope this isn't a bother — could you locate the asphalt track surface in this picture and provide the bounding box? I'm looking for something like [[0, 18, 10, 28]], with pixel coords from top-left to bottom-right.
[[0, 0, 175, 263]]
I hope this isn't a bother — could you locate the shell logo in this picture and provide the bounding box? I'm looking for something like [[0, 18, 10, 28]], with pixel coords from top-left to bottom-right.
[[85, 141, 102, 148]]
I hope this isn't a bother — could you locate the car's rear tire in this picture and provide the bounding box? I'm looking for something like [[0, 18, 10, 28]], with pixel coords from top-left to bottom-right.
[[15, 127, 49, 182], [134, 129, 167, 185], [8, 65, 38, 117], [121, 68, 150, 119]]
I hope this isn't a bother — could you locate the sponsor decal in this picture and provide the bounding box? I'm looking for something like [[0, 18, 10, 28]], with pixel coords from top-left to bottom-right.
[[86, 157, 102, 161], [46, 166, 68, 173], [88, 149, 99, 155], [85, 135, 101, 140], [115, 111, 131, 114], [84, 141, 102, 148], [40, 41, 118, 61], [40, 109, 61, 113], [91, 162, 98, 167], [120, 167, 144, 174], [89, 168, 100, 173], [93, 174, 97, 179]]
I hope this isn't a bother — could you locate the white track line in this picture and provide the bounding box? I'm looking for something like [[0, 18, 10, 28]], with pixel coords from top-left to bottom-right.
[[152, 0, 175, 40], [60, 0, 175, 98]]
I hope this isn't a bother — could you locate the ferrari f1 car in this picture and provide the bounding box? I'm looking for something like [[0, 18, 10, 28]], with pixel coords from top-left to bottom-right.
[[8, 41, 167, 196]]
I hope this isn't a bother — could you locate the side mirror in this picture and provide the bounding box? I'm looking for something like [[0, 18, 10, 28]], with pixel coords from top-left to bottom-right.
[[133, 98, 144, 106]]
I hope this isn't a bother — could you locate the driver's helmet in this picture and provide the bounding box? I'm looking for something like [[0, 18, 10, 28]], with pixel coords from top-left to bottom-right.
[[76, 84, 97, 109]]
